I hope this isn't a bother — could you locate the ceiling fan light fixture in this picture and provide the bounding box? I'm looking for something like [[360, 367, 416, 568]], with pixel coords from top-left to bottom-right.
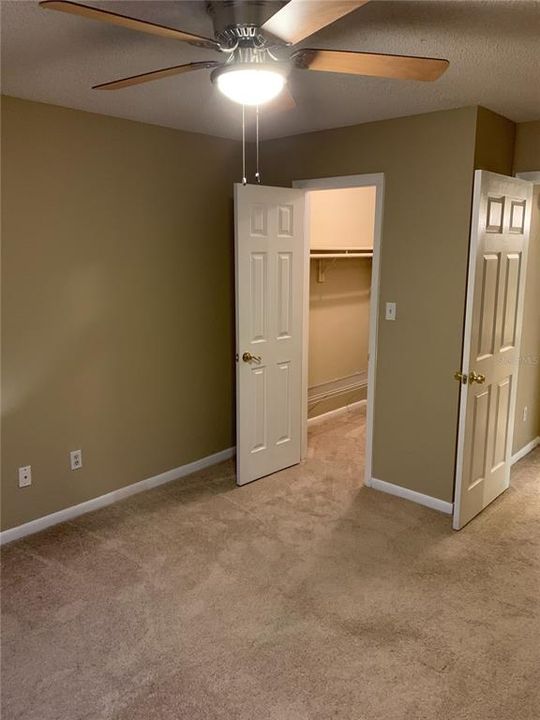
[[213, 65, 286, 106]]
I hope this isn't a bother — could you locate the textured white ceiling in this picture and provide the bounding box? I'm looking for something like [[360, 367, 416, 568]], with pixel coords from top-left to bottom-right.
[[1, 0, 539, 140]]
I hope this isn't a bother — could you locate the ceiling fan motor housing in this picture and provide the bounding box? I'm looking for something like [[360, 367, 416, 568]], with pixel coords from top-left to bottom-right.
[[207, 0, 287, 48]]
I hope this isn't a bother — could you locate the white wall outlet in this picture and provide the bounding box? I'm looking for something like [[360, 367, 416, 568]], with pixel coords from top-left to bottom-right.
[[70, 449, 83, 471], [385, 302, 397, 321], [18, 465, 32, 488], [523, 406, 528, 422]]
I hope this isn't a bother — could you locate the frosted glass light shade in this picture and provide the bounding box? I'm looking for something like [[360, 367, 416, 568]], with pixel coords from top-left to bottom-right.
[[216, 68, 285, 106]]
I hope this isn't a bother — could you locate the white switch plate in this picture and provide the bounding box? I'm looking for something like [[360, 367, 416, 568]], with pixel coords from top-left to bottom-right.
[[385, 302, 397, 321], [18, 465, 32, 488], [523, 406, 528, 422], [70, 449, 82, 471]]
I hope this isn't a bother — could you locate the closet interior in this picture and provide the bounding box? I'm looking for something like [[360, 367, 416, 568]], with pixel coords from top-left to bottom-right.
[[307, 186, 376, 420]]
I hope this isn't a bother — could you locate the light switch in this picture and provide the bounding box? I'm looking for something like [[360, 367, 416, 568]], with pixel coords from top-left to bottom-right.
[[385, 302, 396, 321]]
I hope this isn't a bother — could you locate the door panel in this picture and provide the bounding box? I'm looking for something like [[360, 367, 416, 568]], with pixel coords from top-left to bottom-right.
[[492, 377, 511, 470], [500, 253, 521, 349], [454, 171, 532, 529], [468, 387, 490, 489], [278, 204, 294, 236], [251, 366, 267, 453], [275, 361, 292, 445], [250, 252, 268, 342], [235, 184, 305, 486], [277, 252, 293, 338], [477, 253, 499, 359]]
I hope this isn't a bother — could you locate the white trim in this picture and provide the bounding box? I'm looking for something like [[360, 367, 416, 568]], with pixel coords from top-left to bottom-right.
[[0, 447, 235, 546], [294, 173, 384, 191], [453, 170, 483, 530], [307, 399, 366, 426], [511, 436, 540, 466], [308, 370, 367, 405], [300, 190, 311, 461], [371, 477, 453, 515], [293, 173, 385, 490], [516, 171, 540, 183]]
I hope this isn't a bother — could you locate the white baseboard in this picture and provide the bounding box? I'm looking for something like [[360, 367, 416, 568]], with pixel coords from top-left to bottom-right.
[[370, 477, 453, 515], [308, 371, 368, 405], [511, 436, 540, 466], [308, 399, 367, 426], [0, 446, 236, 546]]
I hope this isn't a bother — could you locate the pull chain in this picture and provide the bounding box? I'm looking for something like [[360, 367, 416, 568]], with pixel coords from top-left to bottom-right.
[[242, 103, 247, 186], [255, 104, 261, 184]]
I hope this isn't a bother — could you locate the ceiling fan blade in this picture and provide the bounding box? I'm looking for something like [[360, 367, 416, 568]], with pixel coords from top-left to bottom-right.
[[93, 61, 222, 90], [292, 49, 449, 81], [39, 1, 221, 51], [262, 0, 369, 46]]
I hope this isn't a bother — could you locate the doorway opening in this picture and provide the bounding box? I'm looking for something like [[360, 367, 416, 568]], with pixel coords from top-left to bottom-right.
[[293, 174, 385, 486]]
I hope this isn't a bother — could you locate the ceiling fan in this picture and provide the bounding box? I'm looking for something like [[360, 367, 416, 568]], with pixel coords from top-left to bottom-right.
[[39, 0, 449, 107]]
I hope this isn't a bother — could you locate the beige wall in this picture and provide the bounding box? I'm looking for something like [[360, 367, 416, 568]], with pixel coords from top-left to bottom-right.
[[308, 258, 371, 418], [261, 107, 479, 502], [514, 121, 540, 172], [3, 97, 534, 530], [1, 96, 239, 531], [309, 186, 376, 250], [474, 106, 515, 175]]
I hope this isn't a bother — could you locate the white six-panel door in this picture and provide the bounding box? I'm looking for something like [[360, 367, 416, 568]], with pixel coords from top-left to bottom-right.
[[454, 171, 532, 529], [235, 184, 306, 486]]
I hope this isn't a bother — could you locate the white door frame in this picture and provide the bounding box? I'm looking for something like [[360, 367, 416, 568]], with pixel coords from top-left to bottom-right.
[[292, 173, 385, 487], [515, 171, 540, 183]]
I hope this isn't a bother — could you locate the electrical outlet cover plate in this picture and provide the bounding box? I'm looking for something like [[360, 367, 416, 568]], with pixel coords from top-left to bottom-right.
[[70, 450, 82, 471], [18, 465, 32, 488]]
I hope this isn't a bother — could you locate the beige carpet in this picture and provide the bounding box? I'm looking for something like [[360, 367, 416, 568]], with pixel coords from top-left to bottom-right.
[[2, 406, 539, 720]]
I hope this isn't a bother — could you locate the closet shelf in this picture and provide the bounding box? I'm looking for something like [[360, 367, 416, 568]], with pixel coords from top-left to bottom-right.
[[311, 249, 373, 282], [310, 251, 373, 259]]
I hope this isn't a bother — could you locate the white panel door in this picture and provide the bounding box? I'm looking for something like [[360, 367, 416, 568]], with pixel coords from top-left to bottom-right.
[[235, 183, 306, 486], [454, 171, 532, 529]]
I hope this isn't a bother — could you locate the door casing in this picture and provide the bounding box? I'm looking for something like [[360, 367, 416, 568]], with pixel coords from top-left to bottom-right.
[[293, 173, 385, 487]]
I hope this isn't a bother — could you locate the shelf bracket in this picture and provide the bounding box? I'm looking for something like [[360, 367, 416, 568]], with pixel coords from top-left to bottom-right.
[[316, 257, 338, 283]]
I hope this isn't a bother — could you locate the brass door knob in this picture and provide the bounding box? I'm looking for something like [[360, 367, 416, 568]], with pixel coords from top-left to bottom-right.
[[469, 371, 486, 384], [242, 352, 262, 363], [454, 371, 467, 384]]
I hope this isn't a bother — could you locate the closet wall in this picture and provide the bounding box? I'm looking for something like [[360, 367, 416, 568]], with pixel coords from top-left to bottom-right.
[[309, 259, 371, 418], [308, 187, 374, 418]]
